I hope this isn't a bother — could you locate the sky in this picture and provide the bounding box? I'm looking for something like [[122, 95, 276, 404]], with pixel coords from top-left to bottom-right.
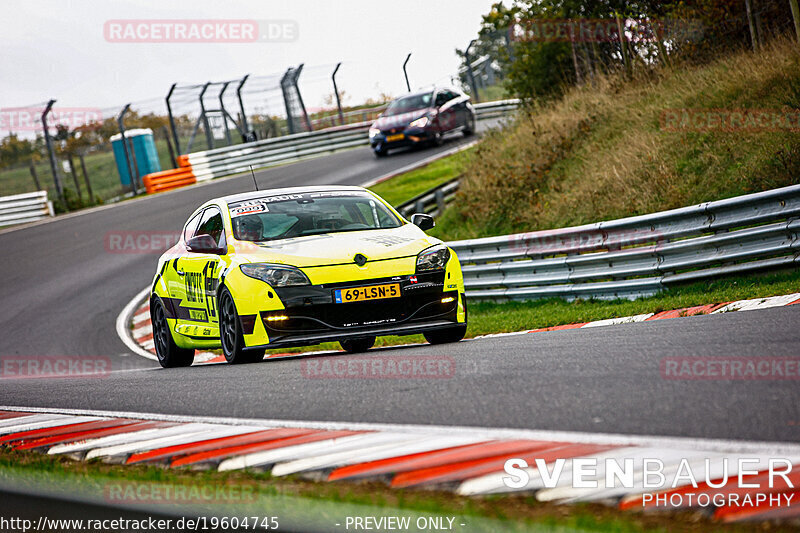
[[1, 0, 496, 131]]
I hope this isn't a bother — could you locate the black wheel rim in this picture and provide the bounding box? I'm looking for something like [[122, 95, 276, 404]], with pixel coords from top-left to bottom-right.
[[153, 303, 169, 361], [220, 293, 237, 356]]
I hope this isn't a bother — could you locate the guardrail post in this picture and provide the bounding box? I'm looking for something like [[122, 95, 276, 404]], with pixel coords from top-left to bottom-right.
[[165, 83, 181, 155], [41, 100, 64, 202], [117, 103, 139, 195], [198, 82, 214, 150], [403, 53, 412, 92], [435, 188, 445, 215], [237, 74, 250, 134], [332, 62, 344, 126], [465, 41, 481, 103]]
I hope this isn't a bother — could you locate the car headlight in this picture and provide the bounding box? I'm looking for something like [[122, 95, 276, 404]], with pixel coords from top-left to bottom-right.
[[240, 263, 310, 287], [409, 116, 429, 128], [416, 244, 450, 272], [369, 127, 381, 139]]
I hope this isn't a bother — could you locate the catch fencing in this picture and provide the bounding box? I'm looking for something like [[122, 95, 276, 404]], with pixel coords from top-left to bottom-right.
[[0, 191, 54, 227], [158, 100, 520, 188], [449, 184, 800, 301]]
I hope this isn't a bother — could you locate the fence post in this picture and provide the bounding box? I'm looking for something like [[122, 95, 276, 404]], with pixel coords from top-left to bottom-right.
[[332, 62, 345, 125], [166, 83, 181, 155], [41, 100, 64, 202], [218, 81, 233, 146], [29, 162, 41, 191], [79, 152, 93, 200], [117, 103, 139, 195], [127, 138, 140, 190], [280, 67, 296, 135], [237, 74, 250, 133], [402, 53, 412, 92], [198, 82, 214, 150], [67, 153, 82, 199], [464, 41, 480, 102], [292, 64, 312, 132], [162, 125, 177, 168]]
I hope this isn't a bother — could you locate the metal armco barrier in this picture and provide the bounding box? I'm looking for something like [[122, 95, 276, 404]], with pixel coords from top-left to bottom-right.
[[0, 191, 54, 227], [397, 178, 460, 218], [448, 184, 800, 301], [140, 100, 520, 193]]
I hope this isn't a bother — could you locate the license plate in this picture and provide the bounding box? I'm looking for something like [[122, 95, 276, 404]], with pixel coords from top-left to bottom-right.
[[334, 283, 401, 303], [386, 133, 404, 142]]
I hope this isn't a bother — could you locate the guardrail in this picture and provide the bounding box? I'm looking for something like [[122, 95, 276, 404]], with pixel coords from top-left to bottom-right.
[[142, 99, 520, 190], [0, 191, 54, 227], [449, 184, 800, 301], [396, 178, 460, 218]]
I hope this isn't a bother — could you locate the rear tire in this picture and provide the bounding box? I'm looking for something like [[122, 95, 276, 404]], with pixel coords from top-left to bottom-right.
[[151, 297, 194, 368], [219, 287, 265, 364], [423, 325, 466, 345], [340, 337, 376, 353]]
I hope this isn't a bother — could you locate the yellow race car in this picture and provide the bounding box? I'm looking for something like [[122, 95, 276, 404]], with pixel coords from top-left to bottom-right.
[[150, 186, 467, 367]]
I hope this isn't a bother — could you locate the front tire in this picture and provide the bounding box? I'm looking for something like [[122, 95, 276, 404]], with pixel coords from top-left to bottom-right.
[[340, 337, 376, 353], [463, 114, 476, 136], [219, 287, 265, 364], [151, 297, 194, 368], [423, 325, 467, 345], [373, 145, 388, 158]]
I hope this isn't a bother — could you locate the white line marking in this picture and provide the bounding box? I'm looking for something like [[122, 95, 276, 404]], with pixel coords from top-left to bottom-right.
[[4, 405, 799, 456], [115, 286, 157, 361]]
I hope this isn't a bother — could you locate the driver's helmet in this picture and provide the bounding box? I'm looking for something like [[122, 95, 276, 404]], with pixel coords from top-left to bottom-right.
[[235, 214, 263, 241]]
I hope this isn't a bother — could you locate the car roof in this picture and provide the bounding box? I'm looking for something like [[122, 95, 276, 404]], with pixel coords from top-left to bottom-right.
[[212, 185, 369, 206]]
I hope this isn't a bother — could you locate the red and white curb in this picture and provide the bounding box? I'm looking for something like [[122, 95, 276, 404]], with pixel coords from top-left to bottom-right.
[[118, 289, 800, 363], [1, 406, 798, 524]]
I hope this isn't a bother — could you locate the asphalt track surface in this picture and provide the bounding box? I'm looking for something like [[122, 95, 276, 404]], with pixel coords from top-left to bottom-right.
[[1, 120, 799, 444]]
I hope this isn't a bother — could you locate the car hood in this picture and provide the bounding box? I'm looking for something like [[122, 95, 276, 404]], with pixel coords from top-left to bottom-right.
[[373, 109, 430, 131], [232, 224, 441, 268]]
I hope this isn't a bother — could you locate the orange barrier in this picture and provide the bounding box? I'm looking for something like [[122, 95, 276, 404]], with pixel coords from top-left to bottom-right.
[[142, 166, 196, 194], [177, 155, 191, 168]]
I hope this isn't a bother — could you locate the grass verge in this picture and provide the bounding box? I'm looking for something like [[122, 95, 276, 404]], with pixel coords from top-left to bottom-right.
[[368, 148, 472, 207], [0, 447, 781, 532]]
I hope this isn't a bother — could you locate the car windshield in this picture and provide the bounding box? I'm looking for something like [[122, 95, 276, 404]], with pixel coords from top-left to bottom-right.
[[384, 92, 433, 116], [228, 191, 403, 242]]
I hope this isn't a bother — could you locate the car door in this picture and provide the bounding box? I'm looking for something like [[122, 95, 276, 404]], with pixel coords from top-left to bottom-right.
[[436, 90, 461, 133], [434, 90, 457, 133], [174, 206, 225, 340]]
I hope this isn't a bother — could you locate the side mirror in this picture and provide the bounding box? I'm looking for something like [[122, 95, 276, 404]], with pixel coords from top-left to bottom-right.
[[411, 213, 435, 231], [186, 234, 225, 255]]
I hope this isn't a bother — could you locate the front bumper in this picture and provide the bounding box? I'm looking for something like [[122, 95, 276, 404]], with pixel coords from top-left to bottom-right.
[[370, 127, 434, 150], [250, 272, 462, 348]]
